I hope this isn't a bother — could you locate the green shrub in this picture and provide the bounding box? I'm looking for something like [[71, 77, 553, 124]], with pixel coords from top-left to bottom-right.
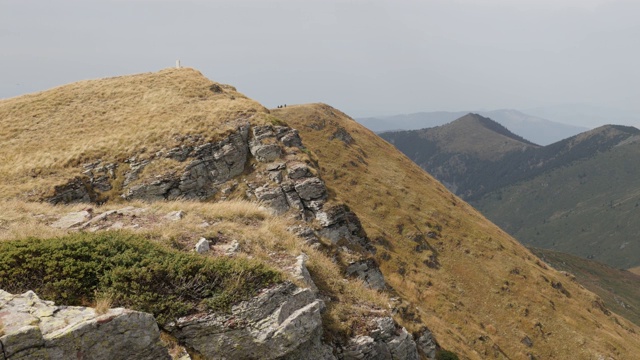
[[0, 231, 282, 324], [436, 349, 460, 360]]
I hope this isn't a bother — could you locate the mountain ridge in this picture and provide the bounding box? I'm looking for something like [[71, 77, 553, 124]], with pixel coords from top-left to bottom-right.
[[359, 109, 588, 145], [1, 69, 640, 359], [381, 114, 640, 269]]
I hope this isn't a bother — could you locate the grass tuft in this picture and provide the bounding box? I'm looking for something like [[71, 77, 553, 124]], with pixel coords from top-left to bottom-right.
[[94, 293, 114, 315]]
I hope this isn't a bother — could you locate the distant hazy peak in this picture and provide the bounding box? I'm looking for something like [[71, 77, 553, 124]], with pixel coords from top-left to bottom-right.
[[454, 113, 539, 146]]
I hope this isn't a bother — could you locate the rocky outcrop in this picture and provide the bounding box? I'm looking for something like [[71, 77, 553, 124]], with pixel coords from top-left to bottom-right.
[[47, 177, 94, 205], [125, 125, 251, 201], [316, 204, 376, 253], [339, 317, 418, 360], [415, 328, 438, 360], [291, 253, 318, 293], [346, 259, 387, 290], [39, 121, 413, 359], [0, 289, 170, 360], [166, 282, 332, 360]]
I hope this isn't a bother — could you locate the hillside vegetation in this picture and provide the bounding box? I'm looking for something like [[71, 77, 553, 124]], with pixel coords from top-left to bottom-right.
[[1, 69, 639, 359], [274, 104, 640, 359], [0, 231, 282, 324], [474, 134, 640, 268], [530, 247, 640, 327]]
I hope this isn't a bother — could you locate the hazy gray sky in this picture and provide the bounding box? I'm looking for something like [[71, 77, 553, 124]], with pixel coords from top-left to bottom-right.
[[1, 0, 639, 122]]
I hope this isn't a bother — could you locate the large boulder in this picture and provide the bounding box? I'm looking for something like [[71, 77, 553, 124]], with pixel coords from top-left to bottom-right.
[[166, 282, 328, 360], [0, 289, 170, 360]]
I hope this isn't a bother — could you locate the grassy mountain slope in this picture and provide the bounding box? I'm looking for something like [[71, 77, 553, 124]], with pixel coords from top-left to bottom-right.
[[275, 104, 640, 359], [474, 135, 640, 268], [1, 69, 640, 359], [530, 247, 640, 327], [630, 267, 640, 276], [0, 68, 270, 200]]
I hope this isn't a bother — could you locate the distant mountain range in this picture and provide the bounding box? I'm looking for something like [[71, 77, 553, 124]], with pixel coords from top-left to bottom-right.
[[526, 104, 640, 129], [357, 109, 588, 145], [380, 114, 640, 269]]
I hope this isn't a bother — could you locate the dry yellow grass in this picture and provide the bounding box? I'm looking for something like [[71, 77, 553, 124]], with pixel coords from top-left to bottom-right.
[[0, 68, 270, 200], [275, 103, 640, 359], [629, 267, 640, 276], [94, 293, 114, 315]]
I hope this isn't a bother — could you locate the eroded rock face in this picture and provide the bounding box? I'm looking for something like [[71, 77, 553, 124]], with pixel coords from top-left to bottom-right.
[[166, 282, 329, 360], [346, 259, 387, 290], [47, 177, 93, 204], [125, 125, 251, 201], [0, 289, 170, 360], [316, 205, 376, 253], [416, 328, 438, 360]]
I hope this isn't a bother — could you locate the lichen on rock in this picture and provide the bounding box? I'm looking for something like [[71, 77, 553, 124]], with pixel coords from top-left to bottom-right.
[[0, 289, 170, 360]]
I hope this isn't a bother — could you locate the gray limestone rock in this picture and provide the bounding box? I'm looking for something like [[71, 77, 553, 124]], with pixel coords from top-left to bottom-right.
[[292, 253, 318, 293], [0, 289, 170, 360], [294, 177, 326, 201], [123, 125, 250, 201], [267, 162, 286, 171], [125, 177, 178, 201], [123, 160, 150, 187], [47, 177, 93, 204], [255, 186, 290, 214], [277, 129, 303, 148], [166, 282, 326, 360], [330, 127, 355, 145], [195, 238, 210, 254], [340, 317, 418, 360], [287, 225, 320, 245], [50, 210, 92, 229], [316, 205, 376, 253], [223, 240, 240, 256], [250, 143, 282, 163], [346, 259, 387, 290], [287, 163, 313, 179], [416, 328, 438, 360], [165, 210, 185, 221], [79, 210, 117, 229], [250, 125, 283, 162]]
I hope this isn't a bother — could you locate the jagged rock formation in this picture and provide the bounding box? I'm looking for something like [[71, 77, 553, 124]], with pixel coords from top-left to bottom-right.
[[166, 282, 333, 360], [48, 122, 387, 291], [0, 289, 170, 360]]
